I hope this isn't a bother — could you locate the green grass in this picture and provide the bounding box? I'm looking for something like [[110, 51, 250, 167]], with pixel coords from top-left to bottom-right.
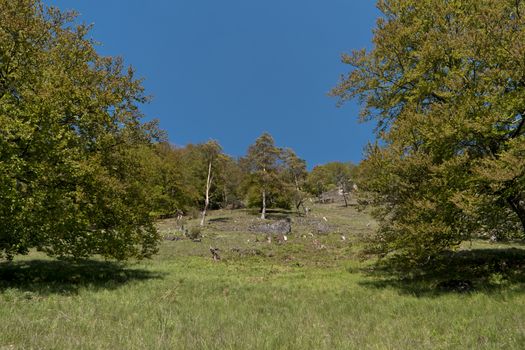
[[1, 203, 525, 349]]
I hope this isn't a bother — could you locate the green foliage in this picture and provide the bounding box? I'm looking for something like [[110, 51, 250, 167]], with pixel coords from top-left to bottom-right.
[[185, 226, 202, 240], [242, 133, 282, 216], [145, 143, 195, 217], [0, 0, 161, 260], [244, 184, 292, 210], [305, 162, 355, 197], [281, 148, 308, 211], [333, 0, 525, 263], [241, 133, 307, 214], [217, 155, 244, 208]]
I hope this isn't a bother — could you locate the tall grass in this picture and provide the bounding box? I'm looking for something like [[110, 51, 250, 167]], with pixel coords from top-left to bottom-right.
[[1, 204, 525, 349]]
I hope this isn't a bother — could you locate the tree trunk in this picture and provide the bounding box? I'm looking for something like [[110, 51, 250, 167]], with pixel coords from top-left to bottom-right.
[[200, 161, 212, 226], [261, 189, 266, 219], [223, 185, 228, 209], [341, 185, 348, 207], [508, 197, 525, 234], [293, 175, 305, 214], [342, 191, 348, 207]]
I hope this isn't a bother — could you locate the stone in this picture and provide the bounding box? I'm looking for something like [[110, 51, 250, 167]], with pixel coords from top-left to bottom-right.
[[316, 221, 331, 234], [249, 218, 292, 235]]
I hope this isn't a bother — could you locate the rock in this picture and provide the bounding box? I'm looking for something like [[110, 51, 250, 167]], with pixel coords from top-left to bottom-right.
[[164, 235, 181, 241], [316, 221, 331, 234], [249, 218, 292, 235]]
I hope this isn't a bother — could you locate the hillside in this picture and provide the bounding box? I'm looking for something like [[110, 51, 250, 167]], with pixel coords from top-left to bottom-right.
[[1, 203, 525, 349]]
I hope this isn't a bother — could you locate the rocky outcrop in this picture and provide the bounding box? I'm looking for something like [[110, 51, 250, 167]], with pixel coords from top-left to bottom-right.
[[249, 218, 291, 235]]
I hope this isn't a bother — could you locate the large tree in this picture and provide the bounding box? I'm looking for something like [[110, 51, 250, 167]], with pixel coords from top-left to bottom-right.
[[244, 133, 281, 219], [0, 0, 161, 260], [281, 148, 308, 213], [333, 0, 525, 263]]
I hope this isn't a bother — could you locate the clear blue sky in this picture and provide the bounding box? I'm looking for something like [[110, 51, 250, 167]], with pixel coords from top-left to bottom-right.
[[44, 0, 378, 168]]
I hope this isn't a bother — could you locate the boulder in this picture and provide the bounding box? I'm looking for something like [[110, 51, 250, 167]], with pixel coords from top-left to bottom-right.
[[315, 221, 331, 234]]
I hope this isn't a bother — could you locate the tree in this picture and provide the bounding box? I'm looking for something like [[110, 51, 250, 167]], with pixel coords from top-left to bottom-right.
[[199, 141, 222, 226], [146, 142, 196, 218], [281, 148, 308, 213], [244, 133, 281, 219], [217, 155, 244, 209], [332, 0, 525, 263], [306, 162, 354, 206], [0, 0, 161, 260]]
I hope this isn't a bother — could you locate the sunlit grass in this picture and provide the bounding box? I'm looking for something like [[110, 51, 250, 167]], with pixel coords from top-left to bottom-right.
[[1, 203, 525, 349]]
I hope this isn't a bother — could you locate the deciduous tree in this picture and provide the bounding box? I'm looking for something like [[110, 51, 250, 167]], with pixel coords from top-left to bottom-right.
[[306, 162, 354, 206], [244, 133, 281, 219], [333, 0, 525, 263], [0, 0, 161, 260], [281, 148, 308, 213]]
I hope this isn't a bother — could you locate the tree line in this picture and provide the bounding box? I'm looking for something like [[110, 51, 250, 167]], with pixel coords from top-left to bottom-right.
[[0, 0, 354, 261], [132, 133, 356, 223], [6, 0, 522, 267]]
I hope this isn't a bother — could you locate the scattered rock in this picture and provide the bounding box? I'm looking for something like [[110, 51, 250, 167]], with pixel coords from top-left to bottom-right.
[[316, 221, 331, 234], [275, 234, 288, 244], [164, 235, 182, 241], [249, 218, 292, 235]]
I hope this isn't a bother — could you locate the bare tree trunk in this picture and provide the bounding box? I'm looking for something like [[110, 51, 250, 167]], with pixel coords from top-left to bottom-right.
[[261, 189, 267, 219], [342, 191, 348, 207], [341, 183, 349, 207], [200, 161, 212, 226], [293, 175, 304, 214]]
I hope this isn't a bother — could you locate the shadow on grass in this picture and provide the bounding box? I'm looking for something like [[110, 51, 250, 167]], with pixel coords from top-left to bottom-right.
[[359, 248, 525, 297], [208, 217, 231, 223], [0, 259, 164, 296], [245, 208, 299, 220]]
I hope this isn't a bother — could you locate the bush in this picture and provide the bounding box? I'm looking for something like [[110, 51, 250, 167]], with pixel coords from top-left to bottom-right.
[[185, 226, 202, 240]]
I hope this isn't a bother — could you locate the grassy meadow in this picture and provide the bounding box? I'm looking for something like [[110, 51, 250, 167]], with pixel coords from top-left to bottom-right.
[[1, 202, 525, 349]]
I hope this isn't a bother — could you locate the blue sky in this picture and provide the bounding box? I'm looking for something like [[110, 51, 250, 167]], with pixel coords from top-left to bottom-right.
[[44, 1, 379, 168]]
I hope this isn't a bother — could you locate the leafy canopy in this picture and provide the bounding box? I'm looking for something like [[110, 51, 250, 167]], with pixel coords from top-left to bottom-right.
[[0, 0, 162, 260], [333, 0, 525, 263]]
